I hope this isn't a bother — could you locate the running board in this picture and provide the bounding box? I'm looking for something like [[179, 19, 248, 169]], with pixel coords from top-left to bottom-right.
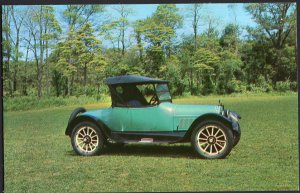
[[110, 131, 186, 143], [123, 140, 174, 144]]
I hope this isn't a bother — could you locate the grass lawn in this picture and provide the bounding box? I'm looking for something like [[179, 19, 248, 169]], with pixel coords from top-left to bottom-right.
[[3, 94, 299, 192]]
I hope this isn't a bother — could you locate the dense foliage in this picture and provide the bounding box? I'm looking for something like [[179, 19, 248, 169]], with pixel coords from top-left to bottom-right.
[[2, 3, 297, 99]]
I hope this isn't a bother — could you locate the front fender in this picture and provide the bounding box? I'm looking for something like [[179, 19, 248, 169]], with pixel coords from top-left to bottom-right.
[[181, 113, 235, 142], [190, 113, 233, 130], [65, 114, 112, 138]]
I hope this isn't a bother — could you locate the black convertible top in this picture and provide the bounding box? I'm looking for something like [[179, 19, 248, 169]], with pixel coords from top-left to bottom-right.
[[105, 75, 168, 85]]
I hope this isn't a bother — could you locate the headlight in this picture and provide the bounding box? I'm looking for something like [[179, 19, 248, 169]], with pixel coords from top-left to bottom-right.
[[229, 112, 238, 122], [228, 111, 241, 122], [223, 109, 229, 117]]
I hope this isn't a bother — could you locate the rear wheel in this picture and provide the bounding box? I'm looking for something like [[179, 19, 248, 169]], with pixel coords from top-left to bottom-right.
[[71, 121, 104, 156], [191, 120, 234, 159]]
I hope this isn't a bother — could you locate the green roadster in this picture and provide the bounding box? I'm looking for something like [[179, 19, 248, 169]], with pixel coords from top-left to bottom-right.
[[65, 75, 241, 159]]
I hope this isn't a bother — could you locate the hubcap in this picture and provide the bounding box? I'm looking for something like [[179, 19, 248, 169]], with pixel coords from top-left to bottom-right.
[[208, 136, 216, 144], [83, 136, 91, 144], [75, 126, 99, 153], [197, 125, 227, 155]]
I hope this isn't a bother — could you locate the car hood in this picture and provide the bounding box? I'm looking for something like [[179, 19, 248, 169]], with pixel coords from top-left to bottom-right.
[[171, 103, 222, 117]]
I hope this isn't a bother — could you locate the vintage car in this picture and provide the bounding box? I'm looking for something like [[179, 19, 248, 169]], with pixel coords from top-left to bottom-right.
[[65, 75, 241, 159]]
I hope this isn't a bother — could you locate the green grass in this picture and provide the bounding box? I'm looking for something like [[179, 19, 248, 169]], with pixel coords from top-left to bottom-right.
[[4, 94, 299, 192]]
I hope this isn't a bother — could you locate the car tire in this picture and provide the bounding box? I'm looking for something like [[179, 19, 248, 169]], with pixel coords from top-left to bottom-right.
[[71, 121, 104, 156], [68, 107, 86, 124], [191, 120, 234, 159]]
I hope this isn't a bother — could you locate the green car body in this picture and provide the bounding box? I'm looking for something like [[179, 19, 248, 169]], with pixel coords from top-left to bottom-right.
[[81, 103, 222, 132], [66, 75, 241, 158]]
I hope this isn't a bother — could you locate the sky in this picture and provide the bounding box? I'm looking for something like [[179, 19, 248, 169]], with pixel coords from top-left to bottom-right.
[[86, 3, 257, 47], [54, 3, 257, 37], [108, 3, 257, 38], [6, 3, 258, 60]]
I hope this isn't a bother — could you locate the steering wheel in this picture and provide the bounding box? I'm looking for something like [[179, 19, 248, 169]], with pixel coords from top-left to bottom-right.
[[149, 94, 158, 105]]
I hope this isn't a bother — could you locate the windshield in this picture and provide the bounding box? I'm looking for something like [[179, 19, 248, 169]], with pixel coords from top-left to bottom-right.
[[155, 83, 172, 102]]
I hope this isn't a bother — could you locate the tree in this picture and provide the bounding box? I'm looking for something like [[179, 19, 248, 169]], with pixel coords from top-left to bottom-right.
[[99, 5, 132, 55], [245, 3, 297, 83], [138, 17, 171, 75], [200, 14, 221, 52], [175, 35, 196, 95], [220, 23, 240, 53], [76, 23, 101, 95], [54, 30, 78, 96], [240, 39, 272, 84], [152, 4, 182, 57], [186, 4, 203, 50], [113, 5, 132, 55], [42, 5, 62, 95], [63, 5, 105, 31], [133, 19, 144, 64], [2, 3, 297, 99], [203, 14, 220, 39], [52, 22, 103, 96], [138, 4, 182, 75], [88, 51, 107, 97], [245, 3, 296, 50], [99, 20, 120, 50], [160, 55, 186, 95], [62, 5, 105, 95], [227, 4, 239, 54], [217, 50, 243, 94], [192, 48, 220, 95], [48, 45, 66, 97], [24, 6, 45, 98], [9, 6, 27, 93], [20, 30, 32, 96], [2, 6, 13, 96], [23, 5, 61, 98]]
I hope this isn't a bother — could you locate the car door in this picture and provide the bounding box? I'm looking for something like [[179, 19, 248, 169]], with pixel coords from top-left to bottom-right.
[[128, 106, 158, 131], [129, 102, 174, 132], [109, 107, 131, 132]]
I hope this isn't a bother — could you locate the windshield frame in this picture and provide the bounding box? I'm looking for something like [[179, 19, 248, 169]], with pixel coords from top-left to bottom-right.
[[154, 83, 172, 104]]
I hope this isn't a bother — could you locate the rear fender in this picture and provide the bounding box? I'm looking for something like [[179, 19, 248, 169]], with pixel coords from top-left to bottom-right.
[[65, 115, 111, 139]]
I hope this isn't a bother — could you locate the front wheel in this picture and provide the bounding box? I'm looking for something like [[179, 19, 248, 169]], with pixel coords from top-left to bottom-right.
[[191, 120, 234, 159], [71, 121, 104, 156]]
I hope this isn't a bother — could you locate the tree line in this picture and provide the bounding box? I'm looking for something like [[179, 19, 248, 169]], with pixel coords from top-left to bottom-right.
[[2, 3, 297, 99]]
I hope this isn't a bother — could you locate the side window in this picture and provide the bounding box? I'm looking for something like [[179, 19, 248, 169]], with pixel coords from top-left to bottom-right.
[[110, 85, 126, 107], [136, 84, 155, 104], [116, 86, 123, 94], [111, 84, 160, 107]]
